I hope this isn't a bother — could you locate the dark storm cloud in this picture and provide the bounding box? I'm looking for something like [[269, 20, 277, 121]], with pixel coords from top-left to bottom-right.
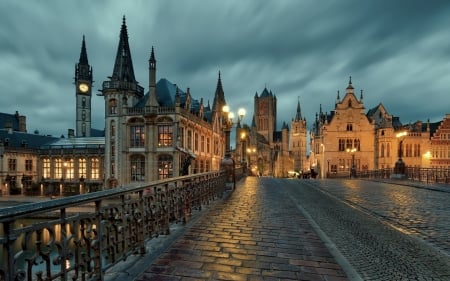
[[0, 0, 449, 137]]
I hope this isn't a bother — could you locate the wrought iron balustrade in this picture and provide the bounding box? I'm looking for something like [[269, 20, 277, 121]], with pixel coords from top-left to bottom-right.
[[0, 171, 227, 281]]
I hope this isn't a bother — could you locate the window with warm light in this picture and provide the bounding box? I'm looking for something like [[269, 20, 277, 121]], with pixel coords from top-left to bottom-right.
[[158, 125, 173, 147], [55, 158, 62, 179], [91, 158, 100, 179], [43, 158, 50, 178], [79, 158, 87, 179], [65, 159, 74, 180], [158, 154, 173, 179]]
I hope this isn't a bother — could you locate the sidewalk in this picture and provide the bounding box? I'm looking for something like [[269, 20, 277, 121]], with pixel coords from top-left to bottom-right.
[[130, 176, 349, 281]]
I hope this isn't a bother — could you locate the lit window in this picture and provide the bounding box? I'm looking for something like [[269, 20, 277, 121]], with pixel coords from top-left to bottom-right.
[[91, 158, 100, 179], [158, 154, 173, 179], [43, 158, 51, 178], [158, 125, 173, 147], [79, 158, 87, 179]]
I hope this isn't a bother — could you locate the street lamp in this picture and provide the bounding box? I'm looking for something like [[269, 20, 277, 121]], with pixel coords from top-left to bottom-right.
[[346, 148, 357, 178], [222, 105, 234, 154], [393, 131, 407, 179]]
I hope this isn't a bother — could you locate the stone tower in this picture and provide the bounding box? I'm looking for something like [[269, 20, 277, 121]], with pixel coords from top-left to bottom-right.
[[290, 97, 307, 173], [74, 35, 93, 137], [254, 87, 277, 144], [100, 16, 144, 187]]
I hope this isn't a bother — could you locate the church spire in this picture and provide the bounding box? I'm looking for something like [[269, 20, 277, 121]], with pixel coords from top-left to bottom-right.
[[212, 71, 226, 113], [79, 35, 89, 65], [146, 46, 159, 107], [295, 97, 302, 121], [111, 16, 137, 83]]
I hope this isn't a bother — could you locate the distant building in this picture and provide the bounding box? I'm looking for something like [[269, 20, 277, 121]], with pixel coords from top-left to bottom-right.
[[234, 88, 308, 177], [311, 77, 438, 178], [430, 114, 450, 168]]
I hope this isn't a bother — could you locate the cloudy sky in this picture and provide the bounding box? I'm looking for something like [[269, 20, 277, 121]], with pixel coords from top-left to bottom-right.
[[1, 0, 450, 137]]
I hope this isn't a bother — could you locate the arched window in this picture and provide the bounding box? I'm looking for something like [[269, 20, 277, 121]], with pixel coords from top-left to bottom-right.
[[380, 143, 385, 157], [130, 155, 145, 181], [158, 155, 173, 179], [109, 99, 118, 115], [387, 143, 390, 157]]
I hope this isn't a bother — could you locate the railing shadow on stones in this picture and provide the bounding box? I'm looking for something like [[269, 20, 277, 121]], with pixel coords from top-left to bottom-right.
[[0, 171, 228, 281]]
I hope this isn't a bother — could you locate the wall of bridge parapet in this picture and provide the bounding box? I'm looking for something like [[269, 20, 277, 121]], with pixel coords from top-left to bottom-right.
[[0, 170, 233, 281]]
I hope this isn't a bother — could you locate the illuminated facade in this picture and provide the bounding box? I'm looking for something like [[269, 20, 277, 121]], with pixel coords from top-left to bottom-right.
[[311, 77, 436, 178], [235, 89, 308, 177], [100, 17, 227, 188], [430, 114, 450, 168]]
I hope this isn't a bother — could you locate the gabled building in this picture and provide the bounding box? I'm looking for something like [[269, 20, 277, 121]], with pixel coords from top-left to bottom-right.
[[99, 17, 228, 188], [312, 77, 375, 178], [430, 114, 450, 168]]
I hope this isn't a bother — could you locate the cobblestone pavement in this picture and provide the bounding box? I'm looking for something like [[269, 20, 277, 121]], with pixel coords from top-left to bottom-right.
[[135, 176, 349, 281], [309, 179, 450, 257], [284, 178, 450, 281]]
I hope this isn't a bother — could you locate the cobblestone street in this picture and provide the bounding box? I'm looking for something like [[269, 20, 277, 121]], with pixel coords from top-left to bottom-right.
[[286, 178, 450, 280], [135, 176, 349, 281]]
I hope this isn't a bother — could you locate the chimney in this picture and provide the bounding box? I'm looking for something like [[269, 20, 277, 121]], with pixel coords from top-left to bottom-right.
[[68, 129, 75, 138]]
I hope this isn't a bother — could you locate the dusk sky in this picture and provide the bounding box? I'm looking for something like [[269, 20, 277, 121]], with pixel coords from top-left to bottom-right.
[[1, 0, 450, 137]]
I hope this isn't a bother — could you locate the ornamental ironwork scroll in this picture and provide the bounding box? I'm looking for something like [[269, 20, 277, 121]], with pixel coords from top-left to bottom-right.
[[0, 171, 226, 281]]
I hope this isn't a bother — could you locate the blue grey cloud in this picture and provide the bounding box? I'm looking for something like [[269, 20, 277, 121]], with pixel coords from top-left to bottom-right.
[[0, 0, 449, 137]]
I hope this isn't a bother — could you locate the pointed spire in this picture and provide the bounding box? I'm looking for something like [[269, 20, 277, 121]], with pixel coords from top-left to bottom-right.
[[150, 46, 156, 64], [360, 89, 364, 100], [79, 35, 89, 65], [295, 97, 302, 121], [337, 90, 340, 100], [347, 76, 354, 90], [111, 15, 136, 82], [212, 71, 226, 113]]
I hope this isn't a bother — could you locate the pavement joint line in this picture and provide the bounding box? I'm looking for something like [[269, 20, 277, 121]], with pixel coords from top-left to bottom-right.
[[284, 185, 364, 281]]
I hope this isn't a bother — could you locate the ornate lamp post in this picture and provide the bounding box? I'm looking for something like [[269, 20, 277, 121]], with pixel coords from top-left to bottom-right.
[[393, 131, 407, 179], [221, 105, 237, 190], [346, 148, 357, 178]]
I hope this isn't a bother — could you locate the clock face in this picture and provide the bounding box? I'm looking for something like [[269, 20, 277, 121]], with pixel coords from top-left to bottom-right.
[[79, 83, 89, 93]]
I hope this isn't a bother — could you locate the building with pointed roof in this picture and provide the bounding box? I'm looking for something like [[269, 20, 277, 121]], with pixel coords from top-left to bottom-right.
[[99, 17, 228, 187]]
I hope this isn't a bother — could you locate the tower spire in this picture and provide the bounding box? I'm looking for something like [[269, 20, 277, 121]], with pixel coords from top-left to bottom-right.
[[212, 71, 226, 113], [79, 35, 89, 65], [75, 35, 93, 137], [146, 46, 159, 107], [111, 15, 137, 84], [295, 97, 302, 121]]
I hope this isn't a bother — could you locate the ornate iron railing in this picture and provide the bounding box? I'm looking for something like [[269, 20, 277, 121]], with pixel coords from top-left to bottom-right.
[[344, 167, 450, 185], [0, 171, 227, 281]]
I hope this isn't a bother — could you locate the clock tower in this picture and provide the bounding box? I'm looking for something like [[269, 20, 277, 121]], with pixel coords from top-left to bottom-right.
[[75, 35, 93, 137]]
